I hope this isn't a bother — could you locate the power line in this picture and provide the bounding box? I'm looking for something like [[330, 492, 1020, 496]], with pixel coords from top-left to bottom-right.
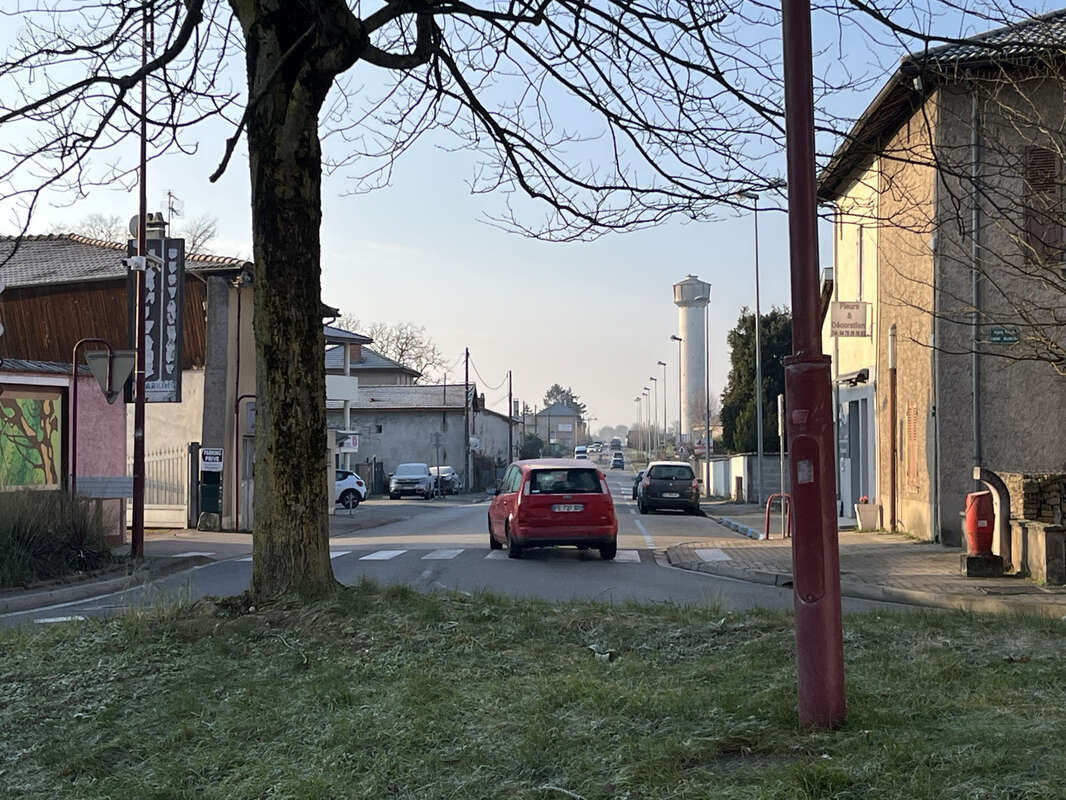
[[468, 356, 508, 391]]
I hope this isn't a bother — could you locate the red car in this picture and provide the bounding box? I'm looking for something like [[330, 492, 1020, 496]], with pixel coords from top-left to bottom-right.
[[487, 459, 618, 560]]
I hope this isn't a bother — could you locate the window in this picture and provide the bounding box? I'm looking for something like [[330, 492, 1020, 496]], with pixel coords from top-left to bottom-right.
[[647, 464, 695, 480], [1023, 145, 1064, 265], [508, 468, 524, 493], [375, 424, 383, 434], [529, 469, 603, 494]]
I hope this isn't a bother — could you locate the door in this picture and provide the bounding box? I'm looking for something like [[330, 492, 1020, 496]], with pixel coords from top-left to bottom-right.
[[848, 400, 861, 508]]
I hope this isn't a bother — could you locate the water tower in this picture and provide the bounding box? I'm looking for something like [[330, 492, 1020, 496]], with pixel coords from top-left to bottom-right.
[[673, 275, 711, 446]]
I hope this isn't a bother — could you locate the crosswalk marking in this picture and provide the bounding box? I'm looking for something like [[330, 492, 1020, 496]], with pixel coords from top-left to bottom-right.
[[422, 549, 463, 560], [614, 549, 641, 562], [329, 551, 351, 560], [484, 551, 509, 559], [171, 551, 215, 558], [359, 549, 406, 561]]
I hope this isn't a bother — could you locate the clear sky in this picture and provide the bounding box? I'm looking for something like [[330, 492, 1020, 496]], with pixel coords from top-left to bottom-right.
[[4, 2, 1047, 429]]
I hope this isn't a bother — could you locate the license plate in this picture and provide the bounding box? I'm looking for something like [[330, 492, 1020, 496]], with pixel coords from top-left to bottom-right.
[[552, 504, 584, 512], [663, 492, 680, 498]]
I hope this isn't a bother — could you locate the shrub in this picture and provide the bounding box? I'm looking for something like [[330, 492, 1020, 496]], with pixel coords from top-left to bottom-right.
[[0, 489, 114, 588]]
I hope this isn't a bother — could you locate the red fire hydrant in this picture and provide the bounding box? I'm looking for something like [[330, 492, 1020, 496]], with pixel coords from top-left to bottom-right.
[[964, 490, 994, 555]]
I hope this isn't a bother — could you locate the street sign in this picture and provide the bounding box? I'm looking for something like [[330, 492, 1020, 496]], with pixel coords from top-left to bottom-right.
[[126, 237, 185, 402], [85, 350, 136, 404], [830, 301, 869, 337], [199, 447, 224, 472], [988, 326, 1019, 344], [336, 430, 359, 453]]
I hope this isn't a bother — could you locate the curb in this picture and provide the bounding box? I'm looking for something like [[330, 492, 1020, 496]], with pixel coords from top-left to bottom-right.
[[707, 514, 765, 541], [0, 556, 211, 615], [665, 545, 1066, 619]]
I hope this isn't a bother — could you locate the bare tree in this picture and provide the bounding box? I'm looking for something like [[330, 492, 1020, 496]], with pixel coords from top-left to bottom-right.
[[52, 213, 127, 243], [0, 0, 1048, 600], [176, 213, 219, 254], [335, 314, 445, 382]]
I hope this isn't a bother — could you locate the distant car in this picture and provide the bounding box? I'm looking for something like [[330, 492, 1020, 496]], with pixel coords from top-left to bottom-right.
[[389, 463, 434, 499], [430, 465, 462, 495], [335, 470, 368, 508], [638, 461, 701, 515], [574, 445, 588, 460], [487, 458, 617, 559], [631, 470, 645, 500], [610, 453, 625, 470], [610, 438, 622, 451]]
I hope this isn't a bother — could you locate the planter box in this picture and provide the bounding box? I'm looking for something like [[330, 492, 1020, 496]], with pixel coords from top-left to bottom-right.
[[854, 503, 880, 531]]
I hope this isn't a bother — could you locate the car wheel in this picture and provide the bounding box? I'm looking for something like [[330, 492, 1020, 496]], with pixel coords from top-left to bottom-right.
[[686, 505, 700, 516], [339, 489, 360, 509], [506, 525, 522, 559], [599, 540, 617, 560], [638, 500, 648, 515]]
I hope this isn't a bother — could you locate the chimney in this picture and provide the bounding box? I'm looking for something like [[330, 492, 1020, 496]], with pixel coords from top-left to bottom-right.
[[145, 211, 167, 239]]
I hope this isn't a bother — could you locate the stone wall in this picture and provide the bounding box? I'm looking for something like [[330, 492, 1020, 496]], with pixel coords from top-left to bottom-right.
[[1001, 472, 1066, 525]]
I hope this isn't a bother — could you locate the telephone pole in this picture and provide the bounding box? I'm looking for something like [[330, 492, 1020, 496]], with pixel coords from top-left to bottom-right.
[[507, 370, 513, 462], [464, 348, 470, 491]]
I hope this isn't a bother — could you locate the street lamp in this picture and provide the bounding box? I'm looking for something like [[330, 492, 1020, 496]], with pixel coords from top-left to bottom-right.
[[649, 376, 658, 455], [633, 396, 643, 454], [643, 387, 651, 461], [670, 335, 683, 450], [657, 360, 667, 450], [738, 190, 764, 503]]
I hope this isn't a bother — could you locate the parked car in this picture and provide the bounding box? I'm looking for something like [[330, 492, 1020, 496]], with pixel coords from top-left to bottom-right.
[[389, 463, 434, 499], [631, 470, 645, 500], [487, 459, 618, 560], [610, 452, 624, 470], [637, 461, 701, 515], [335, 470, 368, 508], [430, 465, 462, 495]]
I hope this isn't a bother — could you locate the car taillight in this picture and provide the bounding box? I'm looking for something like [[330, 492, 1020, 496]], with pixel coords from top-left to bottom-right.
[[642, 476, 650, 487], [691, 479, 700, 492]]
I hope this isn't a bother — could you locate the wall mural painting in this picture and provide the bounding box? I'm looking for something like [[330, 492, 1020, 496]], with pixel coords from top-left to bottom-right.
[[0, 388, 63, 487]]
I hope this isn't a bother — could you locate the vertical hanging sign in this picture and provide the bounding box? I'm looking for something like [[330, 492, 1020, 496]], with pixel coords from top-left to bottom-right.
[[127, 237, 184, 402]]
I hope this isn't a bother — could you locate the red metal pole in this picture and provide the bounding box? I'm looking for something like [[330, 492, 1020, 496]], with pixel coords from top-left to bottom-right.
[[781, 0, 845, 728]]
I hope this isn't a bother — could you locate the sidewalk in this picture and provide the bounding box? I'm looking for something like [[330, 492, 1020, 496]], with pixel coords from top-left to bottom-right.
[[669, 509, 1066, 617]]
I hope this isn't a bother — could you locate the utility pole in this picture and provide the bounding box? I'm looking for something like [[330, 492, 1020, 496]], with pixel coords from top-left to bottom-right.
[[464, 348, 470, 492], [754, 194, 765, 505], [130, 2, 150, 561], [782, 0, 845, 728], [507, 370, 513, 463]]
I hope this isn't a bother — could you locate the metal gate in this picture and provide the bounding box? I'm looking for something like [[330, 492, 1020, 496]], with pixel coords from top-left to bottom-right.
[[126, 446, 188, 528]]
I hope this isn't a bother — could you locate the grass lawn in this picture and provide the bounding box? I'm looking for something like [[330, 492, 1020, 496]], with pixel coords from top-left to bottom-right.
[[2, 581, 1065, 799]]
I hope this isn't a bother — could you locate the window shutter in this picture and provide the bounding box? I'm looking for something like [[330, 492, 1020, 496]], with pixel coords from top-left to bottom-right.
[[1024, 146, 1063, 264], [905, 403, 918, 492]]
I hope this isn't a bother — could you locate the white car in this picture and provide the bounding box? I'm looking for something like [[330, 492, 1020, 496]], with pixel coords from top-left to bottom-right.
[[335, 469, 368, 508]]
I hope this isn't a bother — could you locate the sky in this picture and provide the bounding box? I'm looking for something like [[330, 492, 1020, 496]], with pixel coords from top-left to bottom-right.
[[2, 1, 1050, 430]]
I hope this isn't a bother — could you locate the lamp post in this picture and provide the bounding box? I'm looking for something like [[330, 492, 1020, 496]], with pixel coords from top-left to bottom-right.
[[670, 335, 683, 451], [657, 360, 668, 451], [649, 376, 658, 455], [633, 396, 643, 454], [738, 190, 764, 503], [643, 387, 651, 462]]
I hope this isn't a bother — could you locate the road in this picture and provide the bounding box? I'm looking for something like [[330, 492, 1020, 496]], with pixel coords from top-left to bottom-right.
[[4, 466, 904, 626]]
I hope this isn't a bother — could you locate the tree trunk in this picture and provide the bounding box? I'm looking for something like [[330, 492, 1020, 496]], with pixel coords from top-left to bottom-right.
[[239, 5, 339, 601]]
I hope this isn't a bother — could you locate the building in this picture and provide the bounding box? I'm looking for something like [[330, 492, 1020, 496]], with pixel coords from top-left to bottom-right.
[[818, 11, 1066, 544], [332, 383, 514, 490], [673, 275, 711, 445], [522, 403, 584, 451], [325, 340, 420, 386]]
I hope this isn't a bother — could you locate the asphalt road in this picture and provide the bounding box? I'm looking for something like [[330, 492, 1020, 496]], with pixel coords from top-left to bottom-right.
[[3, 466, 906, 627]]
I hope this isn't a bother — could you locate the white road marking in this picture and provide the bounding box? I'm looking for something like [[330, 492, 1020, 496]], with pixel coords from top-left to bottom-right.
[[484, 551, 509, 559], [422, 549, 463, 560], [696, 548, 732, 562], [359, 549, 406, 561], [634, 519, 655, 548], [628, 509, 636, 516], [614, 550, 641, 563], [34, 615, 87, 624], [170, 551, 215, 558], [237, 556, 253, 562], [329, 551, 351, 560]]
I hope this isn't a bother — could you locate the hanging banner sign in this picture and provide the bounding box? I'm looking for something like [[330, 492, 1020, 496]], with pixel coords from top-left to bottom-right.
[[127, 237, 184, 402], [830, 301, 869, 337]]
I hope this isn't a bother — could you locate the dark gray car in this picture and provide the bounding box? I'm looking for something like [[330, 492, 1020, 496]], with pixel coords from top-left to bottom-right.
[[638, 461, 699, 514]]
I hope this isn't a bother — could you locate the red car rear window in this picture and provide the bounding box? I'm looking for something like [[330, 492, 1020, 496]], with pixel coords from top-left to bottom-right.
[[529, 469, 602, 494]]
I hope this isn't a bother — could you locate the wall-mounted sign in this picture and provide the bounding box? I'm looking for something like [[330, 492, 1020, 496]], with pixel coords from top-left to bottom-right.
[[127, 238, 185, 402], [557, 423, 573, 432], [336, 430, 359, 453], [988, 326, 1020, 344], [830, 301, 869, 337], [199, 447, 224, 473]]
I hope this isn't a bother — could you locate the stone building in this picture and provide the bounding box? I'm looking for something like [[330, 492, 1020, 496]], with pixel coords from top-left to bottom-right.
[[819, 11, 1066, 545]]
